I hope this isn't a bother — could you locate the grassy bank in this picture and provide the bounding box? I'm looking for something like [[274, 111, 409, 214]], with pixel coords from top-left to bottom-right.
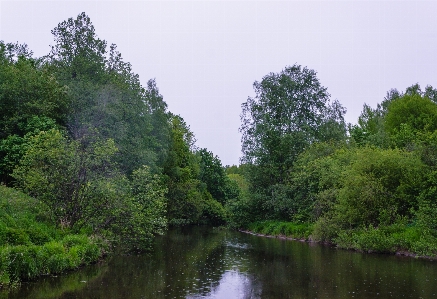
[[333, 224, 437, 257], [0, 185, 106, 288], [243, 220, 437, 258]]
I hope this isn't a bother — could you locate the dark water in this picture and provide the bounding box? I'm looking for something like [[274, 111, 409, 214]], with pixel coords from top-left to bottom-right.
[[3, 226, 437, 299]]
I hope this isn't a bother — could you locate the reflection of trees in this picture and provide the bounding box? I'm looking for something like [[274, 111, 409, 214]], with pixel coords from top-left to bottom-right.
[[239, 234, 437, 299], [2, 262, 108, 299], [7, 228, 437, 299]]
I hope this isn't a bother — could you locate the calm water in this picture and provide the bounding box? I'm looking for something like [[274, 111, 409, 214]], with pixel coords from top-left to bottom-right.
[[3, 226, 437, 299]]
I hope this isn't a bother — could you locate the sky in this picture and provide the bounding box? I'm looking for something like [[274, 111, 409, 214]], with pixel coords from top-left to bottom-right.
[[1, 1, 437, 166]]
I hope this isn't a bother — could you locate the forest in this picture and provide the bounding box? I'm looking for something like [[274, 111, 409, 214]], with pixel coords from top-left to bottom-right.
[[1, 12, 437, 287]]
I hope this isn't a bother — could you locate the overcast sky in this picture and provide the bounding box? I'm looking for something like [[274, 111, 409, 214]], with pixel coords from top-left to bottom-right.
[[1, 1, 437, 166]]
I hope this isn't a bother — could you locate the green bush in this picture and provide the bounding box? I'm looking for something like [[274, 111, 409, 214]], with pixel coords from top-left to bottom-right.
[[5, 228, 30, 246], [26, 226, 53, 245]]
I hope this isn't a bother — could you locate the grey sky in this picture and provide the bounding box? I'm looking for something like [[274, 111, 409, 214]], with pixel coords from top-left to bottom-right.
[[1, 1, 437, 166]]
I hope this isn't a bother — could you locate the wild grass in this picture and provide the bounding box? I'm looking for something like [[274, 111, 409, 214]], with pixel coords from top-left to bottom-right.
[[246, 219, 437, 258], [0, 185, 104, 288], [334, 224, 437, 257]]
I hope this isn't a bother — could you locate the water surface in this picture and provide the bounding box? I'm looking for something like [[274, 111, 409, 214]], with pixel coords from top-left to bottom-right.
[[4, 226, 437, 298]]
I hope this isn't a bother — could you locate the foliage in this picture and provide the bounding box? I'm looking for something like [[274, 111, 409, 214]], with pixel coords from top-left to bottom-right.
[[44, 12, 170, 175], [163, 115, 201, 224], [240, 64, 346, 186], [416, 170, 437, 234], [0, 42, 69, 140], [225, 173, 253, 228], [12, 129, 123, 230], [384, 94, 437, 149], [0, 185, 104, 287], [0, 237, 101, 287], [0, 116, 59, 183], [348, 103, 389, 148], [333, 223, 437, 257], [313, 147, 426, 241], [286, 142, 351, 222], [349, 83, 437, 149], [117, 166, 168, 251], [197, 148, 239, 204], [239, 64, 346, 222]]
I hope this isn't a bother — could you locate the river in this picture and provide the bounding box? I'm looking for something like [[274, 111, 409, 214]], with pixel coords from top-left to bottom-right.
[[3, 226, 437, 298]]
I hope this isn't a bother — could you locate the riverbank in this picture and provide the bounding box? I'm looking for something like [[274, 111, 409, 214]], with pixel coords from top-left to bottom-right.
[[0, 186, 107, 288], [241, 220, 437, 259], [242, 220, 314, 241]]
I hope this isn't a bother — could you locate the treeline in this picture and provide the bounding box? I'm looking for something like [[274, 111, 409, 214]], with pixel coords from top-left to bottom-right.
[[231, 65, 437, 257], [3, 10, 436, 287], [0, 10, 239, 272]]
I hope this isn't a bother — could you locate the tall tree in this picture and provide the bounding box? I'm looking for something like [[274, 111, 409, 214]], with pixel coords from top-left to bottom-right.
[[197, 148, 239, 204], [240, 64, 346, 191], [45, 12, 171, 174], [47, 12, 107, 82], [239, 64, 346, 220]]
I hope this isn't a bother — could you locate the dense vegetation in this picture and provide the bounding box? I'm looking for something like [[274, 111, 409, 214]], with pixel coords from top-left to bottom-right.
[[232, 67, 437, 257], [0, 13, 238, 287], [0, 185, 103, 288], [2, 9, 437, 290]]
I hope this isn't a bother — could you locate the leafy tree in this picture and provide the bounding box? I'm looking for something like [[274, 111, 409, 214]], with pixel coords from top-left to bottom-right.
[[350, 83, 437, 148], [385, 94, 437, 136], [348, 103, 388, 148], [240, 64, 346, 187], [12, 129, 122, 230], [0, 116, 59, 183], [239, 64, 346, 220], [286, 142, 351, 222], [163, 115, 202, 224], [45, 12, 171, 175], [197, 148, 239, 204], [117, 166, 167, 251], [46, 12, 107, 81], [315, 147, 426, 241], [0, 42, 69, 140]]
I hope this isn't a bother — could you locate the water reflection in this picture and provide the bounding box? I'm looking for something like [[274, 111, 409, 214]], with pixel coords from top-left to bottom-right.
[[3, 226, 437, 298]]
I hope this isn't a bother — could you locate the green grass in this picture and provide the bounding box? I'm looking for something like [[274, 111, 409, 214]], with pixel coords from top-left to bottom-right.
[[246, 220, 313, 240], [334, 224, 437, 257], [0, 185, 104, 288], [246, 219, 437, 258]]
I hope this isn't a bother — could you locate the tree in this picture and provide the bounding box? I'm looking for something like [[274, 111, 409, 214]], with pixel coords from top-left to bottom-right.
[[197, 148, 238, 204], [0, 116, 59, 183], [240, 64, 346, 185], [0, 43, 69, 140], [350, 83, 437, 148], [239, 64, 346, 219], [45, 12, 171, 175], [12, 129, 122, 230], [385, 94, 437, 136], [163, 115, 202, 224], [324, 148, 425, 230], [47, 12, 107, 81], [118, 165, 167, 251]]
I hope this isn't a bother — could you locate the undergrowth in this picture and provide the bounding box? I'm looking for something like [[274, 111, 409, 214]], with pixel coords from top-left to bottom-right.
[[0, 185, 105, 288]]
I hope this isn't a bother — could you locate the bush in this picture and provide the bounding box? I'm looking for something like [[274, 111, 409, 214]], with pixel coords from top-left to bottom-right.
[[314, 147, 426, 243]]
